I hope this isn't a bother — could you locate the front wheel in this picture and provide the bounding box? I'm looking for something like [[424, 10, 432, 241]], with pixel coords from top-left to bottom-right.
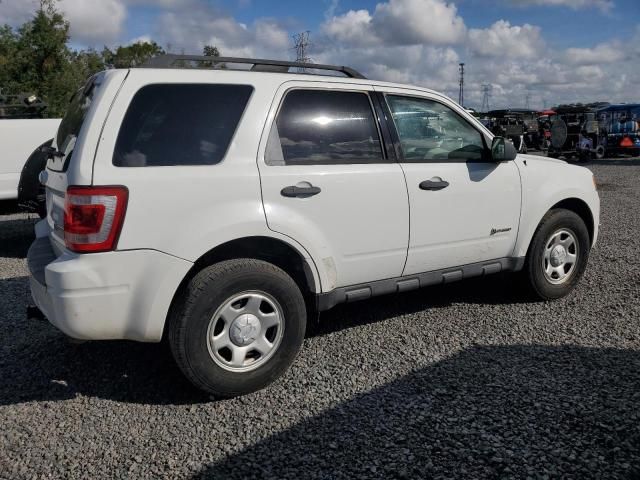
[[523, 209, 590, 300], [168, 259, 307, 398]]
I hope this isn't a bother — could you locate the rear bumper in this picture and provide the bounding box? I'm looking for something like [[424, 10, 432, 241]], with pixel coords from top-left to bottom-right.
[[27, 235, 192, 341]]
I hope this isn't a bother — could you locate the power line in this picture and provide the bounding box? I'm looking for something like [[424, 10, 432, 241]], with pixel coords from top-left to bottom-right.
[[481, 83, 492, 113], [458, 63, 465, 107], [292, 31, 311, 72]]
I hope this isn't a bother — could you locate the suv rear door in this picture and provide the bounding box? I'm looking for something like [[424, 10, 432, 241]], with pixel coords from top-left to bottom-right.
[[258, 81, 409, 291]]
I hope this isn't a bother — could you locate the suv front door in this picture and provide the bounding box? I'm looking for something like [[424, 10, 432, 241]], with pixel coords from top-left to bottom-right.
[[379, 89, 521, 275], [258, 82, 409, 291]]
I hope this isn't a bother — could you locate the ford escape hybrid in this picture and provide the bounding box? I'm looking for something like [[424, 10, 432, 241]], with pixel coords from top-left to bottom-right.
[[28, 55, 600, 397]]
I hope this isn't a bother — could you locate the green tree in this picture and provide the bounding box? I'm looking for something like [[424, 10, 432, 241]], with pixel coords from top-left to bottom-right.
[[0, 0, 96, 117], [102, 41, 165, 68], [0, 25, 19, 92], [202, 44, 224, 68]]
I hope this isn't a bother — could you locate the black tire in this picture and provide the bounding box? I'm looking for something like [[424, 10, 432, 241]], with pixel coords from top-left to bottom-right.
[[168, 259, 307, 398], [36, 197, 47, 219], [18, 139, 51, 217], [523, 209, 590, 300]]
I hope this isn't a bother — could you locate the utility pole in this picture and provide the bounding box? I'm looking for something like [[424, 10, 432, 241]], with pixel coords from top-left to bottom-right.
[[458, 63, 465, 107], [481, 83, 492, 113], [292, 31, 311, 72]]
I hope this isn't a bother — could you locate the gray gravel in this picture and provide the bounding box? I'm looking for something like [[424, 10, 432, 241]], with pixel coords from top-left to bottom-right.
[[1, 158, 639, 479]]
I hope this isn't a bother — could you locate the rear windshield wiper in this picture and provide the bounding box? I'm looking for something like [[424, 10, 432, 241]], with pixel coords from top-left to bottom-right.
[[40, 145, 65, 158]]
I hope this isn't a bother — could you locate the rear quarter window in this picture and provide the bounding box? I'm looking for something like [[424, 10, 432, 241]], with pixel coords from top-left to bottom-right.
[[49, 78, 97, 172], [113, 84, 253, 167]]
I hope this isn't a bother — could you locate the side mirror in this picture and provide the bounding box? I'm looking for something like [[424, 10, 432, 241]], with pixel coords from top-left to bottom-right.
[[491, 136, 517, 161]]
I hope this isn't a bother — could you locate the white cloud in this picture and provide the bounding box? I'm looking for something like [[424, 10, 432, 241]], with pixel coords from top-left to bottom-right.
[[372, 0, 467, 45], [324, 0, 340, 20], [468, 20, 544, 58], [0, 0, 127, 44], [321, 10, 378, 47], [128, 34, 153, 45], [506, 0, 614, 13], [59, 0, 127, 44], [322, 0, 467, 47], [565, 41, 625, 65], [155, 7, 292, 58], [0, 0, 39, 25], [123, 0, 189, 7]]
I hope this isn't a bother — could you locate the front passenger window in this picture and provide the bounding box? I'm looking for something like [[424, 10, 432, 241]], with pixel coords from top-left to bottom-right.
[[386, 95, 486, 162]]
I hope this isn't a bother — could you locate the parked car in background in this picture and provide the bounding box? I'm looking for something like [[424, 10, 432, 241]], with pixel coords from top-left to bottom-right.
[[547, 105, 605, 162], [28, 56, 600, 398], [537, 109, 556, 152], [0, 93, 60, 215], [597, 104, 640, 157], [487, 109, 528, 153]]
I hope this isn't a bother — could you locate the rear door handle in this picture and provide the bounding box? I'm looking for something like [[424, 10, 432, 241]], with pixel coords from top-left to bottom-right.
[[419, 179, 450, 191], [281, 185, 322, 198]]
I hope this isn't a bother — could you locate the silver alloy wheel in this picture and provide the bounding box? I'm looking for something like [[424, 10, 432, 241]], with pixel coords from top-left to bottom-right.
[[207, 291, 284, 372], [542, 228, 579, 285]]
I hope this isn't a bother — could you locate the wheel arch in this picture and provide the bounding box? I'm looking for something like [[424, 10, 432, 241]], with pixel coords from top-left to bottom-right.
[[519, 196, 596, 262], [549, 197, 595, 244], [17, 138, 52, 203], [163, 236, 321, 339]]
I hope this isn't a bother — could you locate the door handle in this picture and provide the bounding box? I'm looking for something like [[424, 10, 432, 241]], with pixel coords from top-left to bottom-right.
[[419, 179, 450, 191], [281, 185, 322, 198]]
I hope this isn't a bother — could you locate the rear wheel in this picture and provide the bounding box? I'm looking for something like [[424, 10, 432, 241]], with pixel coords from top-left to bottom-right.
[[523, 209, 590, 300], [168, 259, 307, 398]]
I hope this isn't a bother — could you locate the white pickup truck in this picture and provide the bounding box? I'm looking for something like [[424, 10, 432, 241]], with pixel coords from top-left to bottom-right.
[[0, 118, 61, 204]]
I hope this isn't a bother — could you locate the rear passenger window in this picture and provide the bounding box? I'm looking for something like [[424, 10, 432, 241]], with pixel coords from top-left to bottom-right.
[[113, 84, 252, 167], [266, 89, 384, 165]]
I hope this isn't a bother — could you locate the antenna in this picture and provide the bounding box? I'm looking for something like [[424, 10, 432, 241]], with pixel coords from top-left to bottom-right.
[[481, 83, 492, 113], [292, 31, 311, 72], [458, 63, 465, 107]]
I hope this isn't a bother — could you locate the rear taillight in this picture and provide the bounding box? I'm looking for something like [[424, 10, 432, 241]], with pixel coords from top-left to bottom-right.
[[64, 186, 128, 253]]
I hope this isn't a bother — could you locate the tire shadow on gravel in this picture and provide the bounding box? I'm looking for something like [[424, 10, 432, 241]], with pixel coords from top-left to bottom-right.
[[0, 274, 540, 407], [194, 344, 640, 479], [311, 274, 537, 338], [0, 276, 206, 406], [0, 335, 207, 406], [0, 215, 37, 258], [0, 200, 21, 216]]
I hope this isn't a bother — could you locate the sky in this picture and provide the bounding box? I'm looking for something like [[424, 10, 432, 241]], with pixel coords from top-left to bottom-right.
[[1, 0, 639, 110]]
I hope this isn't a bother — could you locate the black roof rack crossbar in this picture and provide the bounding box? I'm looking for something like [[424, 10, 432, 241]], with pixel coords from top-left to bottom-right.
[[141, 54, 366, 79]]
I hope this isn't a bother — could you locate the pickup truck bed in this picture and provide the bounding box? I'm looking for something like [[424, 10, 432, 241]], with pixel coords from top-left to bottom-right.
[[0, 118, 61, 200]]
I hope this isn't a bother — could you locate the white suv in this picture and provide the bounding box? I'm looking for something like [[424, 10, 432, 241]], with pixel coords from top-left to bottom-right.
[[28, 56, 600, 397]]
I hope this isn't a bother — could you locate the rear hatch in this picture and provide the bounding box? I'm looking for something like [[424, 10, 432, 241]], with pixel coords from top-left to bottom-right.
[[43, 70, 128, 255]]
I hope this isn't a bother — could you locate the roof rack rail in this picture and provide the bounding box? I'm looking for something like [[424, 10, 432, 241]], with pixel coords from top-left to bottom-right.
[[141, 54, 366, 79]]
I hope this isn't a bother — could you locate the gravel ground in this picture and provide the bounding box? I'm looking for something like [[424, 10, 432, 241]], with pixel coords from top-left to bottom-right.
[[1, 159, 639, 479]]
